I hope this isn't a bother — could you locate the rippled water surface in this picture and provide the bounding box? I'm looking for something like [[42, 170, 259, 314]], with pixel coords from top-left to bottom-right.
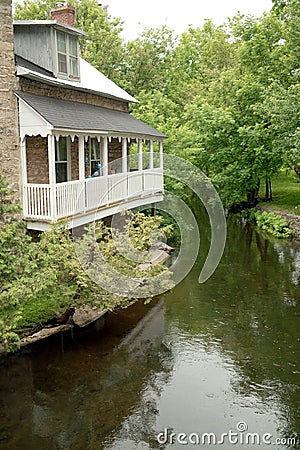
[[0, 214, 299, 449]]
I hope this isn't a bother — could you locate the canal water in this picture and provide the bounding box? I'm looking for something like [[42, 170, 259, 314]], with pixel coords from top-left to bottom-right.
[[0, 213, 299, 449]]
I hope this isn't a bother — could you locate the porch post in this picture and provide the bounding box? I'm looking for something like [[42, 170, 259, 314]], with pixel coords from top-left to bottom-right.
[[101, 136, 108, 176], [149, 140, 154, 169], [122, 137, 127, 173], [48, 134, 57, 220], [159, 141, 163, 169], [78, 135, 85, 180], [21, 137, 28, 216], [138, 139, 143, 171]]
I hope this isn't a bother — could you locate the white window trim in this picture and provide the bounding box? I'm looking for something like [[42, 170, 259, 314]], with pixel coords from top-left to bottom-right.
[[89, 138, 101, 176], [54, 29, 80, 81], [55, 137, 71, 183]]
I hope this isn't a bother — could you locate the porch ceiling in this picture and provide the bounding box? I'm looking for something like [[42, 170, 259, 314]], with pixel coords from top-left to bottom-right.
[[16, 91, 166, 139]]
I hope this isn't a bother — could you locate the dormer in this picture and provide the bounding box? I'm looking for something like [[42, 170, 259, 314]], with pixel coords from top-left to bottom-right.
[[13, 4, 86, 82]]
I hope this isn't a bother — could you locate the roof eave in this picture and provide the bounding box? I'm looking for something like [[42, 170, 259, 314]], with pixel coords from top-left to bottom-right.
[[13, 20, 87, 36], [52, 128, 166, 140], [16, 66, 138, 104]]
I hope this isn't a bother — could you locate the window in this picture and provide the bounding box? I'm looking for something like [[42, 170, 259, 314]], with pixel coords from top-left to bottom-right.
[[57, 31, 67, 74], [55, 137, 69, 183], [56, 31, 80, 79], [69, 36, 79, 77], [90, 138, 101, 176]]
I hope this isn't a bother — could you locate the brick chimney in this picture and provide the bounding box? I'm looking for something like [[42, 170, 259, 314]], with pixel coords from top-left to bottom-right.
[[51, 3, 75, 27]]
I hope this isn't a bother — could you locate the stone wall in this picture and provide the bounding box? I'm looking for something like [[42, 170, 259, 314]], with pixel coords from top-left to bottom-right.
[[18, 78, 129, 112], [26, 136, 123, 183], [0, 0, 21, 202], [70, 137, 79, 181], [26, 136, 49, 184], [108, 138, 123, 173], [26, 136, 81, 183]]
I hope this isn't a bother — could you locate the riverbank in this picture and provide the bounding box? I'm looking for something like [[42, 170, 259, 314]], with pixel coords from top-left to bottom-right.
[[0, 195, 174, 354], [0, 238, 174, 356], [256, 171, 300, 240], [256, 206, 300, 241], [258, 171, 299, 213]]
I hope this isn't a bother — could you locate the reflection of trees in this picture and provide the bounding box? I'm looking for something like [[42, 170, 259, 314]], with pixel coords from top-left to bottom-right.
[[0, 300, 173, 450], [0, 213, 299, 449], [163, 214, 300, 443]]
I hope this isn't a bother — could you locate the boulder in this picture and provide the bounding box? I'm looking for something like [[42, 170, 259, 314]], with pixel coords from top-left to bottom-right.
[[73, 307, 108, 327]]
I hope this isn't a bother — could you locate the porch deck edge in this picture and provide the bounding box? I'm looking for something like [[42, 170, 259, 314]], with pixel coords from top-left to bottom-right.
[[25, 191, 164, 230]]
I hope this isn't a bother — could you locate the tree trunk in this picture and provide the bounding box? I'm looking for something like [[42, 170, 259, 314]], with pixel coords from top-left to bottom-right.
[[265, 178, 269, 201], [269, 178, 272, 201], [247, 179, 260, 206], [265, 177, 272, 201]]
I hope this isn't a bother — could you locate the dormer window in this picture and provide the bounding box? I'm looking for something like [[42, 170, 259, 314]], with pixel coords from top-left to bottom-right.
[[56, 30, 79, 80], [69, 36, 79, 77]]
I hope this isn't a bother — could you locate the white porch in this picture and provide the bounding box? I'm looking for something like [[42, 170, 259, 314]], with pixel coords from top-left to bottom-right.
[[23, 168, 164, 230], [17, 92, 166, 230]]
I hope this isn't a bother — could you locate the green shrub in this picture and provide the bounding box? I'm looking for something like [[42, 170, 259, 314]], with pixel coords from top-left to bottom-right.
[[250, 209, 293, 239], [0, 180, 174, 352]]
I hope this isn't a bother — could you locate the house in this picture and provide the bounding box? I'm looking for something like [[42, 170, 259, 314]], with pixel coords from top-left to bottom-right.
[[0, 1, 165, 230]]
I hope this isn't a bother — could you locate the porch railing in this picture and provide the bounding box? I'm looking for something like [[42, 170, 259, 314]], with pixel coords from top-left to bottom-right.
[[23, 168, 163, 221]]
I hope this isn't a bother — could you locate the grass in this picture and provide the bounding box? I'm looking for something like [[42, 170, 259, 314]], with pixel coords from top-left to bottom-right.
[[259, 170, 300, 215]]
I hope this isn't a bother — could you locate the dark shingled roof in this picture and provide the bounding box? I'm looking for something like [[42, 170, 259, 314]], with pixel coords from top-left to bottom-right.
[[16, 92, 166, 138]]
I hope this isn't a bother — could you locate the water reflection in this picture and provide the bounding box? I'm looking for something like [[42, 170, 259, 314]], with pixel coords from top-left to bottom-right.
[[0, 215, 299, 449]]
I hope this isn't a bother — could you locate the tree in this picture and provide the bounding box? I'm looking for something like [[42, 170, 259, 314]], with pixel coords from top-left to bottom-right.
[[258, 83, 300, 172], [117, 26, 176, 96], [228, 12, 287, 85], [0, 175, 32, 351], [172, 20, 234, 84]]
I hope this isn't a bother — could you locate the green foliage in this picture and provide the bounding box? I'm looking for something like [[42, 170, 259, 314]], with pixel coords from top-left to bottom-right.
[[127, 12, 296, 208], [173, 20, 234, 84], [74, 212, 174, 300], [0, 177, 32, 351], [117, 26, 176, 96], [257, 83, 300, 168], [229, 12, 286, 84], [14, 0, 58, 20], [250, 209, 293, 238], [0, 174, 21, 218], [0, 177, 173, 352]]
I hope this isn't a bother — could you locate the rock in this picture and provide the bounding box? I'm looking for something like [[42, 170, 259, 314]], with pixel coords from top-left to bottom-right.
[[19, 324, 72, 347], [151, 241, 175, 253], [73, 307, 108, 327], [45, 307, 75, 326], [137, 241, 174, 272]]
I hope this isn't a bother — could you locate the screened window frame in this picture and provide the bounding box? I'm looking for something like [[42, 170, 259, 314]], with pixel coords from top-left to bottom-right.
[[55, 136, 71, 183], [89, 138, 101, 176], [55, 30, 80, 80]]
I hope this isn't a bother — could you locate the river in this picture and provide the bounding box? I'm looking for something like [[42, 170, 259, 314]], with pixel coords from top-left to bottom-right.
[[0, 213, 299, 449]]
